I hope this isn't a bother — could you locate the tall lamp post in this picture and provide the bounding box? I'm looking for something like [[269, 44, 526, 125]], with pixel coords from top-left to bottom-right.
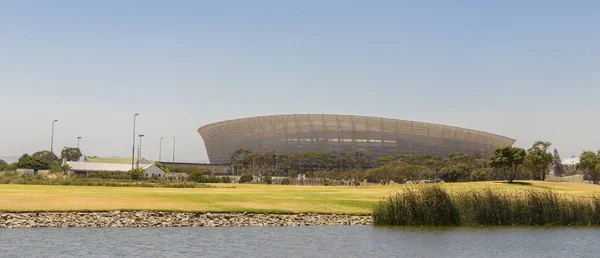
[[137, 134, 144, 169], [77, 136, 82, 149], [51, 120, 58, 153], [131, 113, 139, 170], [339, 129, 343, 172], [172, 136, 176, 163], [159, 137, 164, 162], [481, 149, 485, 168]]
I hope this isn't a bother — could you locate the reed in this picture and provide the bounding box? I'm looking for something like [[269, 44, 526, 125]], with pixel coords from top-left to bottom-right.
[[373, 185, 600, 226]]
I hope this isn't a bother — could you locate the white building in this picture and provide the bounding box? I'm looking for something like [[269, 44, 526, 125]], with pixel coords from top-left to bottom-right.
[[66, 162, 165, 179]]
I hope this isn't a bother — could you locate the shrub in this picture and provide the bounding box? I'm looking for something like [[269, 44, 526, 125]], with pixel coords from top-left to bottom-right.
[[239, 173, 253, 183], [281, 177, 291, 185], [264, 176, 272, 185], [189, 169, 206, 183], [127, 168, 145, 180], [206, 176, 221, 183], [221, 176, 231, 183], [99, 171, 112, 179], [0, 171, 214, 188]]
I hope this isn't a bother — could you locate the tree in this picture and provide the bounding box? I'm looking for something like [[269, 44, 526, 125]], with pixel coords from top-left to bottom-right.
[[32, 150, 59, 164], [230, 148, 253, 175], [366, 160, 408, 185], [16, 154, 51, 171], [552, 149, 565, 177], [246, 152, 277, 182], [127, 168, 145, 180], [425, 156, 444, 181], [0, 159, 7, 171], [448, 153, 474, 181], [576, 151, 600, 184], [523, 141, 553, 181], [188, 167, 208, 182], [402, 164, 428, 184], [50, 161, 63, 174], [61, 147, 83, 162], [490, 146, 526, 183], [469, 168, 493, 181], [439, 166, 462, 182]]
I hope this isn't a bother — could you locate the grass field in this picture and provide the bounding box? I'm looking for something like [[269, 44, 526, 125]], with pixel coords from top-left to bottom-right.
[[0, 181, 598, 214]]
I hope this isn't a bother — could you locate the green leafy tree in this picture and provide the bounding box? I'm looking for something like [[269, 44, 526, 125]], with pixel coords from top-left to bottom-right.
[[32, 150, 59, 164], [552, 149, 565, 177], [425, 156, 445, 181], [402, 164, 428, 184], [61, 147, 83, 162], [448, 153, 475, 181], [16, 154, 51, 170], [439, 166, 462, 182], [127, 168, 145, 180], [50, 161, 63, 174], [366, 160, 406, 185], [230, 148, 253, 175], [576, 151, 600, 184], [469, 168, 494, 181], [523, 141, 553, 181], [0, 159, 7, 171], [490, 146, 526, 183], [188, 168, 208, 182]]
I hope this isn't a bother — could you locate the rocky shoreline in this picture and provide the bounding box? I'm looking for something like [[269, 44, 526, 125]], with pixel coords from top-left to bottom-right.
[[0, 212, 372, 228]]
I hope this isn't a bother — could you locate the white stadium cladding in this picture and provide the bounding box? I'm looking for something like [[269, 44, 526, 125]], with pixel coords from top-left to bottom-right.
[[198, 114, 516, 164]]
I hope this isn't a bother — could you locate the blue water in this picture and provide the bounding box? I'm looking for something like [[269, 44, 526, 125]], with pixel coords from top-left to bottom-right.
[[1, 226, 599, 257]]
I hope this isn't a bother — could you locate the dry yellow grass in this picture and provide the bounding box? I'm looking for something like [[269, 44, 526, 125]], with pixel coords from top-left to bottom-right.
[[0, 181, 598, 214]]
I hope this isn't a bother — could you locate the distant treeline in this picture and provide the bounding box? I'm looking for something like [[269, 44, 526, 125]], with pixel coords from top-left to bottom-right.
[[227, 140, 599, 184]]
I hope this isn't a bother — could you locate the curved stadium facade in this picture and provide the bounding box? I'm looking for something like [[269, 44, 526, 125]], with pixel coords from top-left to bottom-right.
[[198, 114, 515, 164]]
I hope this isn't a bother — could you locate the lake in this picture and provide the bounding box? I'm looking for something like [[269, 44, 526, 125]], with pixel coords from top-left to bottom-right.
[[1, 226, 599, 257]]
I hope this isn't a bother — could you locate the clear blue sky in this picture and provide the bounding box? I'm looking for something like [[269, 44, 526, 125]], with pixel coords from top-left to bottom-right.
[[1, 1, 599, 162]]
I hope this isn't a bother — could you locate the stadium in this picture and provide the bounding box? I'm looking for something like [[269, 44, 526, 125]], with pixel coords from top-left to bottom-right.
[[198, 114, 516, 164]]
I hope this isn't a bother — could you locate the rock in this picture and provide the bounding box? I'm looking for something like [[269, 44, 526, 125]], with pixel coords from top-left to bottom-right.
[[0, 212, 372, 228]]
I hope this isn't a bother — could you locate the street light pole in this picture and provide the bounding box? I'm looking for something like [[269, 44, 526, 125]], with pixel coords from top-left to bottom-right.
[[137, 134, 144, 168], [481, 149, 485, 168], [172, 136, 176, 163], [159, 137, 164, 162], [339, 129, 343, 172], [77, 137, 82, 149], [131, 113, 139, 170], [51, 120, 58, 153]]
